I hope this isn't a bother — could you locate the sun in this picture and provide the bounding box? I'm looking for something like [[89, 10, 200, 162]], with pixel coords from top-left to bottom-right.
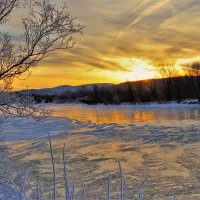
[[115, 57, 157, 82], [96, 56, 158, 84]]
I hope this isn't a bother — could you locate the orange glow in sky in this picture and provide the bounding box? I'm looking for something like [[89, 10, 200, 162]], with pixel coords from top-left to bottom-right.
[[10, 0, 200, 90]]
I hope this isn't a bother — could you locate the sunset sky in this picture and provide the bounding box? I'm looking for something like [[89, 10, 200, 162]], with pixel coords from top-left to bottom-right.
[[10, 0, 200, 89]]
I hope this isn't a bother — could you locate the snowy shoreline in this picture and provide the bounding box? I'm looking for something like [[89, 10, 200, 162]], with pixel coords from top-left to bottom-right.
[[48, 100, 200, 108]]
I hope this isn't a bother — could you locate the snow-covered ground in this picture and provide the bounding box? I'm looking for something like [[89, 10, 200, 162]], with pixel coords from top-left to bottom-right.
[[1, 104, 200, 199], [0, 185, 31, 200]]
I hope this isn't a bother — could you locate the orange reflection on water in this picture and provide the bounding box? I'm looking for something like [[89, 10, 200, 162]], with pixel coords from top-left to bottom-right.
[[52, 105, 200, 124], [52, 106, 159, 124], [133, 111, 155, 122]]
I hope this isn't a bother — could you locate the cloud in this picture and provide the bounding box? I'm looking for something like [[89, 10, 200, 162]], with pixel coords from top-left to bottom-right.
[[117, 0, 171, 39], [8, 0, 200, 89]]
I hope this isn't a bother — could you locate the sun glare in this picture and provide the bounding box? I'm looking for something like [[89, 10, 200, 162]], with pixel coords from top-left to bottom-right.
[[114, 57, 157, 82]]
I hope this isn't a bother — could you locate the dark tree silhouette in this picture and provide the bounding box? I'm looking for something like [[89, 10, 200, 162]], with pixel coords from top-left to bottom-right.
[[156, 63, 178, 101]]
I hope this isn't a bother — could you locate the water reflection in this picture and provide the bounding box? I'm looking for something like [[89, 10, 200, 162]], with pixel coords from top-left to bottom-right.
[[52, 104, 200, 124]]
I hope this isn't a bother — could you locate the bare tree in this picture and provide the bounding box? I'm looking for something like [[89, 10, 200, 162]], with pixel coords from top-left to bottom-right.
[[125, 81, 135, 103], [0, 0, 83, 90], [0, 0, 83, 198], [0, 0, 18, 24], [155, 63, 178, 101], [188, 62, 200, 102], [0, 0, 83, 114]]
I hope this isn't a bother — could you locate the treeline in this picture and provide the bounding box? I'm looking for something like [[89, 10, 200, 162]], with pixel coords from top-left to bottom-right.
[[30, 75, 200, 104]]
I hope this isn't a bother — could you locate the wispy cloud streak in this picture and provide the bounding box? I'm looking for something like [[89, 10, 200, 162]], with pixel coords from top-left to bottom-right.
[[118, 0, 171, 39]]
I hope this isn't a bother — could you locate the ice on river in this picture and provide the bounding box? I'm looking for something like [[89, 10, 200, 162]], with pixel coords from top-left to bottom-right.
[[2, 103, 200, 199]]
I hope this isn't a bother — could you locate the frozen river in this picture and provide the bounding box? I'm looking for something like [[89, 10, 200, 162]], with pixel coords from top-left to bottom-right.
[[3, 104, 200, 199]]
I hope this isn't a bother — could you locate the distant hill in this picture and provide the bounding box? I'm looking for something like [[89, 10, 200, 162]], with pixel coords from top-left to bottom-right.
[[19, 83, 115, 95]]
